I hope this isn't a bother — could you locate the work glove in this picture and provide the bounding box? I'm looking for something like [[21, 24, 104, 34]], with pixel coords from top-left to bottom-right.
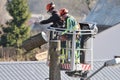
[[34, 21, 40, 25]]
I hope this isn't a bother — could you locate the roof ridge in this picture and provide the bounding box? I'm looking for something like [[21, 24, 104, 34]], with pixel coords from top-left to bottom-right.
[[0, 61, 46, 65], [86, 59, 112, 62]]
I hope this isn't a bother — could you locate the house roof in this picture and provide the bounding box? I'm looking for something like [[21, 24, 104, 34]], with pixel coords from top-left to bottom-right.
[[89, 61, 120, 80], [0, 61, 74, 80], [0, 61, 120, 80]]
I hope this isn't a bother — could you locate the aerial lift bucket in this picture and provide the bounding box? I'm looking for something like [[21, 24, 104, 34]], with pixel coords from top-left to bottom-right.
[[59, 22, 97, 77], [47, 24, 97, 77], [21, 31, 48, 51]]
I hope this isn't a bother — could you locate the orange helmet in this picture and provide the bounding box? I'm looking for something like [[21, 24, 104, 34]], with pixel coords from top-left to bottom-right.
[[46, 2, 55, 12], [59, 8, 68, 16]]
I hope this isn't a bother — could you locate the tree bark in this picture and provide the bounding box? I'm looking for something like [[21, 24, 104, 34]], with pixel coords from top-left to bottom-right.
[[49, 40, 61, 80], [21, 32, 48, 51]]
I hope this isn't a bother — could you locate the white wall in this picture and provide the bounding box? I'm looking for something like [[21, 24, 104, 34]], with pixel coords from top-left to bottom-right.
[[92, 24, 120, 60]]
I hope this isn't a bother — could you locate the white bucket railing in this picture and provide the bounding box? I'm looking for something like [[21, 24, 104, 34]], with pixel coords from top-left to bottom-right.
[[47, 27, 95, 71]]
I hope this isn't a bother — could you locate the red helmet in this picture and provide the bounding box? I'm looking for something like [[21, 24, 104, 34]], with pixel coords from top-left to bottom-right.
[[59, 8, 68, 16], [46, 2, 55, 12]]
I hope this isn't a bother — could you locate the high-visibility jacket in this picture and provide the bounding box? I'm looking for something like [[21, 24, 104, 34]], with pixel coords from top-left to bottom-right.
[[60, 15, 81, 64], [62, 15, 79, 35]]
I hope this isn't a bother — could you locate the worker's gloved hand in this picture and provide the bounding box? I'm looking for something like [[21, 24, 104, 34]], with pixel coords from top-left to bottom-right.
[[34, 21, 40, 25], [58, 34, 67, 41]]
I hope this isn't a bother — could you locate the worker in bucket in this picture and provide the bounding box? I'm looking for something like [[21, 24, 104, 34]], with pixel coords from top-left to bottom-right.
[[59, 8, 81, 63], [35, 2, 63, 40]]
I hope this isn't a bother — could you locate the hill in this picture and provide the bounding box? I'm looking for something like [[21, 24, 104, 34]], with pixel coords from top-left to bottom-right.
[[0, 0, 97, 25], [28, 0, 97, 21]]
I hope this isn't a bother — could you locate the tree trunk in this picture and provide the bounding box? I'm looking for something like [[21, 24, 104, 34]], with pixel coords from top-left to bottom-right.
[[49, 40, 61, 80], [21, 32, 48, 51]]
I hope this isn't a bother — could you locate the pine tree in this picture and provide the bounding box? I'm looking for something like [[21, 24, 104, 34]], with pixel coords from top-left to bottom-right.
[[0, 0, 30, 47]]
